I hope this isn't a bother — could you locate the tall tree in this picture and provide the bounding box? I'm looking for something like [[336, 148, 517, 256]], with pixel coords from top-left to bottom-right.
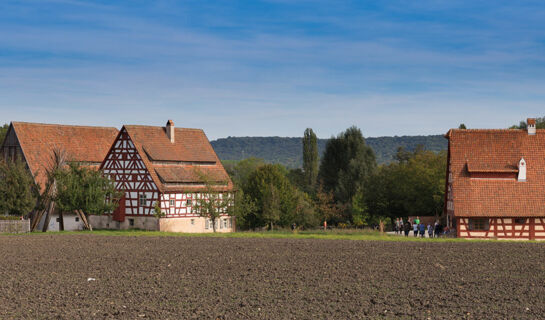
[[302, 128, 318, 189], [0, 159, 37, 216], [318, 126, 376, 222]]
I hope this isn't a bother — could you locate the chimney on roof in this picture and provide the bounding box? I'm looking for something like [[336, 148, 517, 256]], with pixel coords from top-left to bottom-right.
[[518, 158, 527, 182], [166, 120, 175, 143], [527, 118, 536, 135]]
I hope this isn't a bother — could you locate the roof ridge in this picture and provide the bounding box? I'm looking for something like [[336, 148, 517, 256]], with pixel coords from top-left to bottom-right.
[[12, 121, 117, 130], [124, 124, 204, 131]]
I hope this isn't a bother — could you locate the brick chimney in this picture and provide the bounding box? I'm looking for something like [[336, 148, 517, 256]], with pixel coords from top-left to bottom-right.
[[166, 120, 175, 143], [527, 118, 536, 135]]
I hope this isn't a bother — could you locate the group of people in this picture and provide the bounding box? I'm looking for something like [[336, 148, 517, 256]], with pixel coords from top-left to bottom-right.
[[394, 217, 445, 238]]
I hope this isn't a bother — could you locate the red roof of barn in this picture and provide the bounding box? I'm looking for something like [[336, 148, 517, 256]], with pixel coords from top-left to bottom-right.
[[446, 128, 545, 217], [122, 125, 233, 193], [9, 122, 118, 192]]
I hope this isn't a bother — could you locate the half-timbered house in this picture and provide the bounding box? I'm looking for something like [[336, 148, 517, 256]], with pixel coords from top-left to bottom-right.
[[0, 122, 118, 231], [93, 120, 235, 232], [444, 118, 545, 240]]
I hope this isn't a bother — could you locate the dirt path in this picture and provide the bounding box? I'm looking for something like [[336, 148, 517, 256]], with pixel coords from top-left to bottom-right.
[[0, 235, 544, 319]]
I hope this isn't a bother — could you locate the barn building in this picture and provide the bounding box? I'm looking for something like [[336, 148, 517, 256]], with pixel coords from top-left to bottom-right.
[[0, 122, 119, 231], [93, 120, 235, 233], [444, 118, 545, 240]]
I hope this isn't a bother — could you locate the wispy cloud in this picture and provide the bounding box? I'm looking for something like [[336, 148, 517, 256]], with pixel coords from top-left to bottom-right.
[[0, 0, 544, 138]]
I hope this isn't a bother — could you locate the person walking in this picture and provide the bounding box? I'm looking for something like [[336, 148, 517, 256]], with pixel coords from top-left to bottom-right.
[[434, 221, 441, 238], [404, 220, 410, 237], [413, 221, 418, 237], [427, 223, 433, 238], [419, 222, 426, 238]]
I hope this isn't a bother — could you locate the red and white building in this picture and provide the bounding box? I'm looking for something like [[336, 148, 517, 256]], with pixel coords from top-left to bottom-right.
[[444, 118, 545, 240], [92, 120, 235, 232]]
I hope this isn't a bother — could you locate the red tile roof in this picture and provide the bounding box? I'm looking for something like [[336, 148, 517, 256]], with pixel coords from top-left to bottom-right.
[[446, 128, 545, 217], [10, 122, 118, 192], [123, 125, 233, 193]]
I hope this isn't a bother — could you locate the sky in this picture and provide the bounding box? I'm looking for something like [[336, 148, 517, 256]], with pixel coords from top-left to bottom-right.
[[1, 0, 544, 139]]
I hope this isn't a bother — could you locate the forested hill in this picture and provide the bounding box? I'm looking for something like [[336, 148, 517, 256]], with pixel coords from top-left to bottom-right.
[[211, 135, 447, 167]]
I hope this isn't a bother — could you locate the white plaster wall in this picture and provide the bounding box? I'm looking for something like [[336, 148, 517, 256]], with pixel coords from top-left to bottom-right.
[[159, 216, 235, 233], [89, 215, 159, 231], [36, 213, 85, 231]]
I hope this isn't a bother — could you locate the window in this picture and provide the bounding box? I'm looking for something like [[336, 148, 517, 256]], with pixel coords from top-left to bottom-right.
[[515, 218, 526, 224], [186, 199, 192, 206], [169, 199, 175, 207], [468, 218, 489, 231], [75, 217, 80, 222], [205, 219, 209, 229], [139, 194, 147, 206], [223, 219, 228, 229], [190, 219, 195, 225], [56, 217, 61, 222], [129, 218, 135, 226]]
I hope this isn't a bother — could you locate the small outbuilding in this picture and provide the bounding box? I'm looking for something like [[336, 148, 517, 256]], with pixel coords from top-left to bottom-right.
[[0, 122, 118, 231]]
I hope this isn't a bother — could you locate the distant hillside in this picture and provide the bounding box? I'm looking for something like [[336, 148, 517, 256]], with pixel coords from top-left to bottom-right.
[[211, 135, 447, 168]]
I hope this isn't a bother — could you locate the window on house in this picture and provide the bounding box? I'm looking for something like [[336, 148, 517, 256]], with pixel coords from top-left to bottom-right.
[[515, 218, 526, 224], [75, 217, 80, 222], [191, 219, 195, 225], [223, 219, 228, 229], [169, 199, 175, 207], [468, 218, 489, 231], [139, 194, 147, 206], [186, 199, 192, 206], [56, 217, 61, 222], [205, 219, 209, 229], [129, 218, 135, 226]]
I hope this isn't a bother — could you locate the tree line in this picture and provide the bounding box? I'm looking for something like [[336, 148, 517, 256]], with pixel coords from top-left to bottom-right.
[[225, 126, 447, 230]]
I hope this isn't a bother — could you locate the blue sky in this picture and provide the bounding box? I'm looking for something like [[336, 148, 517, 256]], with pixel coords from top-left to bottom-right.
[[1, 0, 544, 139]]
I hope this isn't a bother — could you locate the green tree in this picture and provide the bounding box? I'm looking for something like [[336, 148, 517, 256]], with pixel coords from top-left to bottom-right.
[[366, 148, 446, 223], [0, 159, 37, 216], [228, 189, 256, 229], [262, 183, 281, 230], [54, 163, 121, 218], [318, 126, 376, 222], [191, 170, 233, 232], [228, 157, 266, 187], [458, 123, 467, 129], [0, 123, 8, 145], [303, 128, 318, 188], [243, 164, 297, 229]]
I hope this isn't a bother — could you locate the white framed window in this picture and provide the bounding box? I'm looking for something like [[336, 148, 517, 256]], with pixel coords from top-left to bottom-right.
[[223, 219, 228, 229], [191, 219, 195, 225], [186, 199, 192, 206], [139, 194, 147, 206], [169, 199, 175, 207]]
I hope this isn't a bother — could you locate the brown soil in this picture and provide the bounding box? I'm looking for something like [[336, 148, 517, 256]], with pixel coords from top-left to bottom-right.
[[0, 235, 544, 319]]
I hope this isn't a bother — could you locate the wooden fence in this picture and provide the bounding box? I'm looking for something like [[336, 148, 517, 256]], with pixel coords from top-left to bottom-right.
[[0, 220, 30, 233]]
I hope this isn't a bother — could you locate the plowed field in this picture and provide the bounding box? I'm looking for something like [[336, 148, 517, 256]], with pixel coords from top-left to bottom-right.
[[1, 235, 544, 319]]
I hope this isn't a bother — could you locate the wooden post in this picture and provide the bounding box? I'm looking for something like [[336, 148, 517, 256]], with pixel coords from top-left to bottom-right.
[[78, 210, 92, 231], [59, 211, 64, 231], [42, 202, 55, 232], [31, 209, 45, 232]]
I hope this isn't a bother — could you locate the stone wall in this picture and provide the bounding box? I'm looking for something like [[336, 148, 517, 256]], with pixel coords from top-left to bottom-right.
[[0, 220, 30, 233]]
